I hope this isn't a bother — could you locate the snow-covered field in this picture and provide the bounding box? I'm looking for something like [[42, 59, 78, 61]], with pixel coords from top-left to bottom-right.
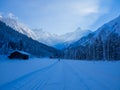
[[0, 56, 120, 90]]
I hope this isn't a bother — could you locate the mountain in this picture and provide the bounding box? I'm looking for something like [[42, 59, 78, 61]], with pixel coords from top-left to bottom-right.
[[0, 14, 91, 50], [60, 27, 91, 42], [63, 15, 120, 60], [34, 28, 91, 49], [0, 14, 36, 39], [0, 20, 59, 57], [54, 28, 91, 49], [33, 29, 60, 46]]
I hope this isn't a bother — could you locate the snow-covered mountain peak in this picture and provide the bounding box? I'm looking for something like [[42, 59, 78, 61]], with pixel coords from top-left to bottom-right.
[[1, 13, 92, 49], [33, 29, 58, 41], [75, 27, 83, 32], [33, 27, 92, 49], [60, 28, 91, 42], [33, 29, 60, 46], [0, 14, 36, 39]]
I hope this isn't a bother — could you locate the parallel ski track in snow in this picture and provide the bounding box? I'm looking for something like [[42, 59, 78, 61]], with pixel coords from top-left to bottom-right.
[[0, 60, 116, 90], [63, 61, 110, 90], [0, 60, 59, 90]]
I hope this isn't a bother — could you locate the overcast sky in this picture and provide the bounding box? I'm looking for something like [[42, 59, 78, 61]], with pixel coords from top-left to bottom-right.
[[0, 0, 120, 35]]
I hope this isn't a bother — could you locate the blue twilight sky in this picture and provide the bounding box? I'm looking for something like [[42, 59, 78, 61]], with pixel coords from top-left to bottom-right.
[[0, 0, 120, 35]]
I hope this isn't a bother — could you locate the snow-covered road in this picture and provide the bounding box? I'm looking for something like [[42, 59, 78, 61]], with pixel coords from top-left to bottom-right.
[[0, 58, 120, 90]]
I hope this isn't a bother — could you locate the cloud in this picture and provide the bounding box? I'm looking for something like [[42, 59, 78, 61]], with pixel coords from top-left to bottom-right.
[[45, 0, 101, 15], [69, 0, 100, 15], [41, 0, 109, 30], [0, 0, 110, 34]]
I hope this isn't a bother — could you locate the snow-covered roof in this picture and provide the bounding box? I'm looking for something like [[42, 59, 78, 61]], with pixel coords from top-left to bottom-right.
[[10, 50, 30, 55]]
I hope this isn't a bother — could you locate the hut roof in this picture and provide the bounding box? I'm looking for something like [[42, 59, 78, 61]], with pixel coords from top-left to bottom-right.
[[10, 50, 30, 55]]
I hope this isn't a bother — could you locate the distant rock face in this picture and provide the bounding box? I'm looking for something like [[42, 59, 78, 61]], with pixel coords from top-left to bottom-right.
[[63, 16, 120, 60], [0, 21, 59, 57], [33, 29, 60, 46], [34, 28, 91, 49]]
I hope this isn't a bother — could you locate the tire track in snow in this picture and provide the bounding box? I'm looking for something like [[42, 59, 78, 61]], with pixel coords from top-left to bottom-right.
[[0, 60, 59, 90]]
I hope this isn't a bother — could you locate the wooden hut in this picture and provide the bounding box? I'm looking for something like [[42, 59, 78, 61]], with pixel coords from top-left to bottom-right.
[[8, 50, 29, 60]]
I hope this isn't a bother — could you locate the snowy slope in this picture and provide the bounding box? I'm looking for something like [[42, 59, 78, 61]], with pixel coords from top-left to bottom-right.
[[34, 28, 91, 49], [64, 15, 120, 60], [0, 21, 59, 57], [0, 14, 36, 39], [68, 15, 120, 48], [93, 15, 120, 42], [33, 29, 60, 46], [60, 27, 91, 42], [0, 57, 120, 90], [0, 14, 91, 49], [55, 28, 91, 49]]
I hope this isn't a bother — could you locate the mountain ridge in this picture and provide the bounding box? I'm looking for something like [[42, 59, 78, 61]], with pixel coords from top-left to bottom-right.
[[0, 14, 92, 49], [0, 20, 59, 57], [63, 15, 120, 60], [0, 14, 36, 39], [34, 28, 92, 49]]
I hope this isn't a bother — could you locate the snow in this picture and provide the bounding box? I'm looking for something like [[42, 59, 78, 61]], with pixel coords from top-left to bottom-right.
[[0, 14, 92, 49], [33, 28, 91, 49], [0, 56, 120, 90], [93, 15, 120, 42], [0, 14, 36, 39], [9, 50, 30, 56], [33, 29, 60, 46], [60, 28, 91, 42]]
